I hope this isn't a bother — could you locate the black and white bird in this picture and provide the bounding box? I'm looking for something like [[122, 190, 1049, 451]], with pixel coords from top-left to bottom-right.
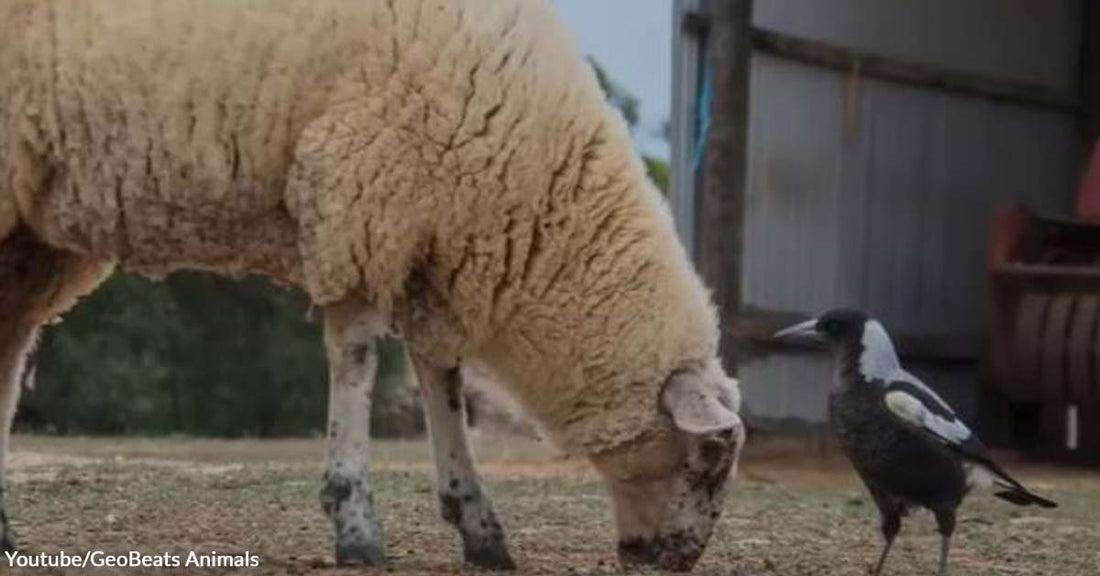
[[774, 308, 1056, 576]]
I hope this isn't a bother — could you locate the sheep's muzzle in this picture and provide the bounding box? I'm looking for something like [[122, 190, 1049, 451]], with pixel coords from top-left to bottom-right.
[[617, 530, 706, 572]]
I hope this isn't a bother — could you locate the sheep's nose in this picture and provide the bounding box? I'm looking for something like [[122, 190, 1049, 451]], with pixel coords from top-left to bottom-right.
[[656, 543, 704, 572], [617, 536, 704, 572], [617, 538, 658, 567]]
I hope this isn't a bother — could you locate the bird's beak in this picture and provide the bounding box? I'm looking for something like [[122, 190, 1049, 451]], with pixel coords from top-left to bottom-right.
[[773, 319, 822, 341]]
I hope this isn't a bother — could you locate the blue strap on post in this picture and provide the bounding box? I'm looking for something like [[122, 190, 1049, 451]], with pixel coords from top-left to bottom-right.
[[691, 63, 713, 174]]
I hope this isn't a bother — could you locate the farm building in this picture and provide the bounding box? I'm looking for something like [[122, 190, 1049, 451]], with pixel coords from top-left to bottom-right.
[[670, 0, 1100, 459]]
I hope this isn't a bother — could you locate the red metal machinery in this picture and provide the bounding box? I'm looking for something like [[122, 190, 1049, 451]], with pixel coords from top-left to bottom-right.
[[986, 143, 1100, 462]]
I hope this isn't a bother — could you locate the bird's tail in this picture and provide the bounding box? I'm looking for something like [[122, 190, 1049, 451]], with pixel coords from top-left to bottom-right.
[[993, 486, 1058, 508], [968, 462, 1058, 508]]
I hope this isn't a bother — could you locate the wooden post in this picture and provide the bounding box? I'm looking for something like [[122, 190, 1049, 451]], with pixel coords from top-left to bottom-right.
[[698, 0, 753, 373]]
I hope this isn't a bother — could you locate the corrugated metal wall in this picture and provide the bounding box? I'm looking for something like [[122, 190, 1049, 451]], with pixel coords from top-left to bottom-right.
[[743, 55, 1079, 336], [676, 0, 1085, 427], [754, 0, 1080, 98], [670, 0, 704, 258], [741, 54, 1079, 425]]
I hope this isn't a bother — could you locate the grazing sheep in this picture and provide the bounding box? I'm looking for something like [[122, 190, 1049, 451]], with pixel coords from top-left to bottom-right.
[[0, 0, 745, 571]]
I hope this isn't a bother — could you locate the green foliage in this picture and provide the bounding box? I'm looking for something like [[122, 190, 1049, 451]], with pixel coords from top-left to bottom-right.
[[643, 156, 670, 195], [23, 274, 182, 435], [587, 56, 640, 130], [20, 272, 415, 438]]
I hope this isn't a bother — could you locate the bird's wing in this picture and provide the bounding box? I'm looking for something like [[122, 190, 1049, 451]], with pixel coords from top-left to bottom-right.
[[882, 371, 971, 442], [881, 371, 1001, 471], [880, 371, 1060, 505], [881, 371, 1057, 506]]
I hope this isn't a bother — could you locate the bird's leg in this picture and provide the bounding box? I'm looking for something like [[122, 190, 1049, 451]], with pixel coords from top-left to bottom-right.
[[937, 535, 951, 576], [933, 509, 956, 576], [871, 538, 894, 576], [871, 511, 901, 576]]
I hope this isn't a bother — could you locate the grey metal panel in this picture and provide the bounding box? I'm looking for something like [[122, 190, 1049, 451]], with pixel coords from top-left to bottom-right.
[[754, 0, 1081, 97], [744, 53, 1077, 329], [741, 354, 833, 424], [738, 54, 1079, 422], [670, 0, 703, 257], [668, 0, 1084, 424], [741, 354, 979, 425]]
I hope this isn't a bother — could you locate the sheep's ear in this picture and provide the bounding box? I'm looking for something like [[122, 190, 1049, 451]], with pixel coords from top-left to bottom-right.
[[661, 371, 740, 435]]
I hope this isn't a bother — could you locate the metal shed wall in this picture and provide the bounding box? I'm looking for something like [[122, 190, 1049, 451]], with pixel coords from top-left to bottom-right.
[[672, 0, 1085, 427], [743, 55, 1078, 340], [754, 0, 1080, 97], [671, 0, 705, 258], [741, 54, 1079, 425]]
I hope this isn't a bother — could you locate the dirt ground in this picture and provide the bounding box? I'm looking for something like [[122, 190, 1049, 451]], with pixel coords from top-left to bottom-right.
[[5, 434, 1098, 575]]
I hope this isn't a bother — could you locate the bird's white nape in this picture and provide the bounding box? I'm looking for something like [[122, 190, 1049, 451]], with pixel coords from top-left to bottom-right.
[[861, 318, 974, 444], [858, 320, 902, 380]]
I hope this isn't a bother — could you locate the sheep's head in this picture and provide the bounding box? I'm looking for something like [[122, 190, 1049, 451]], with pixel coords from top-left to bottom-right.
[[590, 364, 744, 572]]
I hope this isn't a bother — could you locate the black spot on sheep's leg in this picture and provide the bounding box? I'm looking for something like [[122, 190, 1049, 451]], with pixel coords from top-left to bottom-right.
[[439, 491, 464, 526], [350, 343, 370, 366], [442, 367, 463, 412], [438, 488, 515, 570], [466, 392, 479, 427], [319, 472, 352, 517], [320, 470, 386, 566]]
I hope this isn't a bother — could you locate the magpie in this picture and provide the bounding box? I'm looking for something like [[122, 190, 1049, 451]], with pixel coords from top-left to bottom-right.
[[774, 308, 1056, 576]]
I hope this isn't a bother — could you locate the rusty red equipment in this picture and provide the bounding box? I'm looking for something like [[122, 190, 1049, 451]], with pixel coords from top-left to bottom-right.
[[986, 142, 1100, 461]]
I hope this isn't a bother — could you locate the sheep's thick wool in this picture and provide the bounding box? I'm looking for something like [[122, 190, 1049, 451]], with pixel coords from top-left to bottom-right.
[[0, 0, 725, 454]]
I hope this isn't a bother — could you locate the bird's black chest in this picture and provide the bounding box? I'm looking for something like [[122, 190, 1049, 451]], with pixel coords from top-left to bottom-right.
[[829, 384, 966, 510]]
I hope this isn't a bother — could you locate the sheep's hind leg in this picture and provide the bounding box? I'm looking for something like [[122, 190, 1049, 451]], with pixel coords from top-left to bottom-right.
[[0, 231, 112, 552], [411, 355, 515, 570], [320, 298, 387, 566], [0, 317, 33, 553]]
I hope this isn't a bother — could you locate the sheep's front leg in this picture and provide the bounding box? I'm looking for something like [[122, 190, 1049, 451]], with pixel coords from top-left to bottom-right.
[[320, 300, 386, 566], [411, 356, 515, 570]]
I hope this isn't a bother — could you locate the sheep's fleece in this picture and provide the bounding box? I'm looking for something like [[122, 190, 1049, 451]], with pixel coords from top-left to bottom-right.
[[0, 0, 745, 570]]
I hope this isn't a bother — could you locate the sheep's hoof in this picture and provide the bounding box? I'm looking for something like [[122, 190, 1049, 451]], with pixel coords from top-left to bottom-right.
[[1, 511, 14, 553], [463, 540, 516, 571], [335, 538, 387, 567]]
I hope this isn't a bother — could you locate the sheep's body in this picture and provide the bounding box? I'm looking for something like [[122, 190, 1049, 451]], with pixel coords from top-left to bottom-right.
[[1, 0, 715, 452], [0, 1, 744, 570]]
